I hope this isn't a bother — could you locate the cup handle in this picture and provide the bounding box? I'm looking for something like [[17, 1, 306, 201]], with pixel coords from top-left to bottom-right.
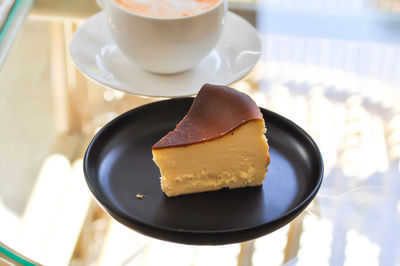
[[96, 0, 106, 10]]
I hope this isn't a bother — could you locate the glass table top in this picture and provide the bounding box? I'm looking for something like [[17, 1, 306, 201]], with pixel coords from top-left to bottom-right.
[[1, 0, 400, 265]]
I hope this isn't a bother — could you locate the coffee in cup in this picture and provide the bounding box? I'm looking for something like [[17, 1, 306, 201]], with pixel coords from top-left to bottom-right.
[[97, 0, 227, 74], [114, 0, 222, 18]]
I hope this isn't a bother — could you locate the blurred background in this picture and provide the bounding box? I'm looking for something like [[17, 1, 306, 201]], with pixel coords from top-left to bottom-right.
[[0, 0, 400, 265]]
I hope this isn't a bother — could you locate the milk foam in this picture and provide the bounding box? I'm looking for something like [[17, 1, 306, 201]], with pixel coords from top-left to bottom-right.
[[114, 0, 221, 18]]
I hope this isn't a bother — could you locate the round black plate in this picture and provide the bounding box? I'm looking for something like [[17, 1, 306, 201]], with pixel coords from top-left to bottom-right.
[[84, 98, 323, 245]]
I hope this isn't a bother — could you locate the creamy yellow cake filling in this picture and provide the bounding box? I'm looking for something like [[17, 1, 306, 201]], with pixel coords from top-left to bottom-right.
[[152, 119, 269, 197]]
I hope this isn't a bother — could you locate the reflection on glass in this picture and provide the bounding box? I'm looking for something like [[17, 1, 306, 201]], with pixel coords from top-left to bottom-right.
[[344, 230, 380, 266], [388, 114, 400, 161], [129, 240, 240, 266], [2, 154, 93, 265], [397, 201, 400, 214], [252, 224, 289, 265], [17, 154, 71, 263], [297, 216, 333, 266]]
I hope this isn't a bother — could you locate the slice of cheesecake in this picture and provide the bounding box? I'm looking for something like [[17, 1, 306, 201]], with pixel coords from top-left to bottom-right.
[[152, 84, 270, 197]]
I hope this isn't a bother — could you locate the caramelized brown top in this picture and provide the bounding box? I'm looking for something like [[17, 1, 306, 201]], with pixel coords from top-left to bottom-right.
[[152, 84, 263, 149]]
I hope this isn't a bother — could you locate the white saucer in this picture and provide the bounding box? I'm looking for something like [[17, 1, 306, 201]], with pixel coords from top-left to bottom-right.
[[70, 11, 261, 98]]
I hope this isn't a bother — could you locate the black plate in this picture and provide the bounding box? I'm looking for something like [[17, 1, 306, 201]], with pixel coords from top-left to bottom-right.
[[84, 98, 323, 245]]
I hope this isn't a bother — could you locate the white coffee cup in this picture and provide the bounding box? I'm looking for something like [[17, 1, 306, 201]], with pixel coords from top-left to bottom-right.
[[97, 0, 227, 74]]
